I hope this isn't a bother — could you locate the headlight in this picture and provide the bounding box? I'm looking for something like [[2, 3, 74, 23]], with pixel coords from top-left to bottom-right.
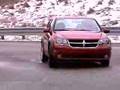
[[98, 38, 111, 45], [55, 37, 69, 45]]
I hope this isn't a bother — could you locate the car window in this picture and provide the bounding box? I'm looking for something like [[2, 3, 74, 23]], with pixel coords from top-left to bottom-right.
[[54, 18, 100, 32]]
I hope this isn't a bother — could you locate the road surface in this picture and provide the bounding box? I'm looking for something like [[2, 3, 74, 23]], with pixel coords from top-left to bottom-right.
[[0, 42, 119, 90]]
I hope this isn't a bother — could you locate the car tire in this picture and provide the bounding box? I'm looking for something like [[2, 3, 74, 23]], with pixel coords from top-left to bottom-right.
[[48, 42, 57, 68], [41, 43, 48, 63], [101, 60, 110, 67]]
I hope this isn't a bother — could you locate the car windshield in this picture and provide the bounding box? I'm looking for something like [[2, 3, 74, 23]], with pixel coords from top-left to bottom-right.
[[54, 18, 101, 32]]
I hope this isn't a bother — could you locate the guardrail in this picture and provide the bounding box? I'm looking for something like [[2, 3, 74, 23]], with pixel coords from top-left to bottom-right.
[[0, 27, 43, 35], [0, 27, 119, 40], [0, 27, 44, 40], [105, 27, 120, 33]]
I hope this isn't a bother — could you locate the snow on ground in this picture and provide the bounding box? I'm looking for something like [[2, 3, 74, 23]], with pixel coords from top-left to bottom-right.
[[0, 0, 120, 28], [108, 35, 120, 43]]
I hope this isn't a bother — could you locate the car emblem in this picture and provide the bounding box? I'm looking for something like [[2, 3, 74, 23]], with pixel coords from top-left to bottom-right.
[[82, 40, 86, 47]]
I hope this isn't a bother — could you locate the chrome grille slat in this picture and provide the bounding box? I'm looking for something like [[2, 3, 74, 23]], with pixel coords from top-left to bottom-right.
[[69, 40, 98, 47]]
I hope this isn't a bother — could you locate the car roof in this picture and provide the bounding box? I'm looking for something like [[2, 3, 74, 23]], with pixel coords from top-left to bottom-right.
[[52, 16, 95, 20]]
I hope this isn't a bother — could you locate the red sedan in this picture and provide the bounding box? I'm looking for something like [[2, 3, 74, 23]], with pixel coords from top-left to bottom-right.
[[41, 16, 111, 68]]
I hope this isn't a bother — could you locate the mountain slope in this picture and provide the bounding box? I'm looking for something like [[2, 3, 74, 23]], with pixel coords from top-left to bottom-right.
[[0, 0, 120, 28]]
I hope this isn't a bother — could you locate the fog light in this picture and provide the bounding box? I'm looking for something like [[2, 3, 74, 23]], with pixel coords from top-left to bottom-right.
[[104, 55, 108, 59], [57, 54, 62, 59]]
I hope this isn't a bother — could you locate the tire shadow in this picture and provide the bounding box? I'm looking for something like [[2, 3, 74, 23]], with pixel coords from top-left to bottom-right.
[[55, 61, 107, 69]]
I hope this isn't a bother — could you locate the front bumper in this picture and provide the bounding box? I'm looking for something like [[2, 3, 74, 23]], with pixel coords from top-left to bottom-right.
[[51, 45, 111, 61]]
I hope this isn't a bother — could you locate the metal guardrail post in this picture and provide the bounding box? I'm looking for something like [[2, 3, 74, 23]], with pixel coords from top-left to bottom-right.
[[1, 35, 4, 40], [22, 35, 25, 39]]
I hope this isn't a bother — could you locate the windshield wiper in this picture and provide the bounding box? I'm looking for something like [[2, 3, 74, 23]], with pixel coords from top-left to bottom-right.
[[54, 29, 69, 31], [79, 29, 90, 31], [79, 29, 100, 32]]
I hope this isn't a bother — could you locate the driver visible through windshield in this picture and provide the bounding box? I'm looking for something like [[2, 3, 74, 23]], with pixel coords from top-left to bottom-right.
[[54, 18, 101, 32]]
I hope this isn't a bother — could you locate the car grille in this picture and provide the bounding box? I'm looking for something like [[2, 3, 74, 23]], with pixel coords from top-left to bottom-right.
[[69, 40, 98, 47]]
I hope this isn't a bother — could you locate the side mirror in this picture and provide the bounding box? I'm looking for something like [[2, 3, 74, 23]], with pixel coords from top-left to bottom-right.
[[42, 23, 50, 33], [42, 21, 52, 34], [101, 27, 110, 33]]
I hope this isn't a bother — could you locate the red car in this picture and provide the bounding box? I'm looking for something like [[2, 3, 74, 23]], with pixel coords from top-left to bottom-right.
[[41, 16, 111, 68]]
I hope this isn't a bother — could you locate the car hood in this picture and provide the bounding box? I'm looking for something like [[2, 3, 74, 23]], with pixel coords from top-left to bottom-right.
[[55, 31, 105, 40]]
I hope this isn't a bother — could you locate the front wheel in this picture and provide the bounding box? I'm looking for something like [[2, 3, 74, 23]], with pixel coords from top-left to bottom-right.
[[41, 45, 48, 63], [101, 60, 110, 67], [48, 42, 58, 68]]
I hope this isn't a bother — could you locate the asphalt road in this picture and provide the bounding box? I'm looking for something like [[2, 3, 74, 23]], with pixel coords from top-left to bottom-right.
[[0, 42, 119, 90]]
